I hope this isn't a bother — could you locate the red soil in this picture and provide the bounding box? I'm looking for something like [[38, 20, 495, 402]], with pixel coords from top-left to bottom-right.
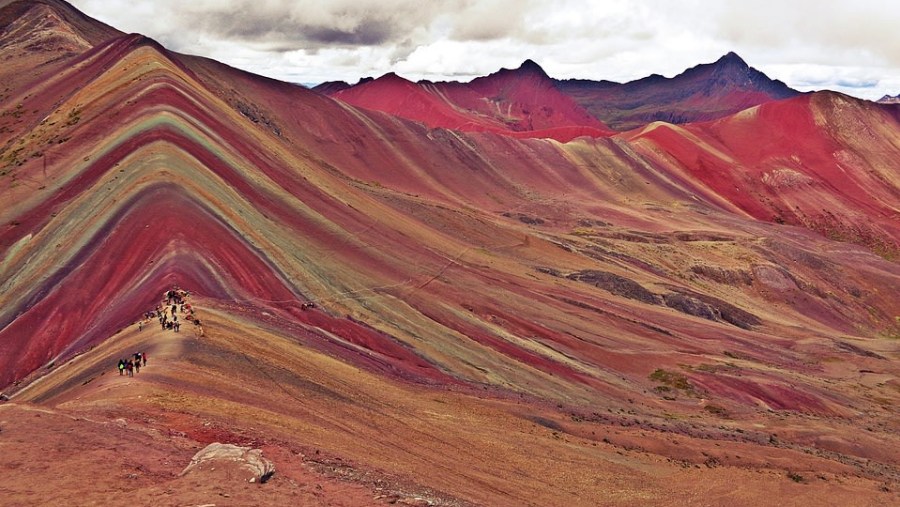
[[330, 62, 613, 142]]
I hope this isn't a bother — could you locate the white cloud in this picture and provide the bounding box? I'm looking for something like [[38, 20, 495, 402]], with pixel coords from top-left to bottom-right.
[[69, 0, 900, 99]]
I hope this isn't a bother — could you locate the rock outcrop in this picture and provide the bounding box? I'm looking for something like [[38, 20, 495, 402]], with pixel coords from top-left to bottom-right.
[[181, 443, 275, 484]]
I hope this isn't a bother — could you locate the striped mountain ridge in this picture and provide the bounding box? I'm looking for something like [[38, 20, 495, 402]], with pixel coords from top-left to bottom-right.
[[0, 34, 464, 387], [1, 0, 898, 408], [1, 1, 899, 503]]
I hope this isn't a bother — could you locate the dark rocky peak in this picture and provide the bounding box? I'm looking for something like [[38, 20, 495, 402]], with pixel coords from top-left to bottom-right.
[[377, 71, 405, 81], [715, 51, 749, 68], [702, 52, 755, 82], [517, 59, 548, 76], [368, 72, 418, 88], [690, 52, 796, 98], [484, 59, 551, 82], [311, 80, 351, 95]]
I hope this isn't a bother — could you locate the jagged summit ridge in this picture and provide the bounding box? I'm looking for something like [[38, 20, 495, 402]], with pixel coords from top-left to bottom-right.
[[705, 52, 793, 93], [327, 55, 609, 140], [320, 52, 800, 132], [554, 51, 800, 129], [470, 58, 553, 86]]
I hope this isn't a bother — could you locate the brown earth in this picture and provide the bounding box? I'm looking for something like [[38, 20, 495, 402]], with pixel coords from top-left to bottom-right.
[[2, 297, 896, 506]]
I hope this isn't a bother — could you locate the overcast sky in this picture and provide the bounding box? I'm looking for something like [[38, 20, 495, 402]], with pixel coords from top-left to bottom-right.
[[71, 0, 900, 100]]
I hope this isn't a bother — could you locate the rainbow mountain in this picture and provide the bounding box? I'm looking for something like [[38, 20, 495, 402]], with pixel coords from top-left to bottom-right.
[[1, 1, 899, 504]]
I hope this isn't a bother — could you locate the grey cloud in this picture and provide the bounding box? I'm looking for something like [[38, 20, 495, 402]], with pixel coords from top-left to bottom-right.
[[168, 0, 473, 51], [451, 17, 519, 42], [448, 0, 533, 41], [387, 39, 417, 65], [305, 20, 395, 46], [199, 8, 398, 48], [193, 12, 380, 49], [835, 78, 879, 89], [711, 0, 900, 67]]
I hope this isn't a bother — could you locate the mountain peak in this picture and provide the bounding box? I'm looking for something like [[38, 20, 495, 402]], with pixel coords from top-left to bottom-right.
[[554, 51, 799, 130], [469, 59, 552, 88], [716, 51, 749, 67], [481, 59, 549, 80], [311, 80, 351, 95], [377, 71, 409, 83], [519, 58, 543, 71], [0, 0, 121, 48], [515, 58, 549, 77]]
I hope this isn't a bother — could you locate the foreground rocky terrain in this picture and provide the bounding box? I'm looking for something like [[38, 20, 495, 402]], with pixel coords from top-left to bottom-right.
[[1, 1, 898, 505]]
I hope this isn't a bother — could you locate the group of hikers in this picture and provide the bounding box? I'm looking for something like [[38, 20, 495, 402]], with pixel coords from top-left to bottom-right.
[[118, 287, 205, 376], [135, 288, 204, 336], [117, 352, 146, 377]]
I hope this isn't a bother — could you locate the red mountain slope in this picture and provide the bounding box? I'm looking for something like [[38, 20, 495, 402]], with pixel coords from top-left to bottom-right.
[[0, 0, 121, 90], [329, 60, 613, 142], [624, 92, 900, 256]]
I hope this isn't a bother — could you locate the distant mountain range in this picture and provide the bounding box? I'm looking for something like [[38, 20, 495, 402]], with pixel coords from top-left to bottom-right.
[[316, 59, 613, 142], [317, 51, 801, 134], [555, 51, 800, 130]]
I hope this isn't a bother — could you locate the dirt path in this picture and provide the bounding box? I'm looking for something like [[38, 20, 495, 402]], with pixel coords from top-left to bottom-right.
[[11, 296, 191, 406], [2, 296, 396, 506]]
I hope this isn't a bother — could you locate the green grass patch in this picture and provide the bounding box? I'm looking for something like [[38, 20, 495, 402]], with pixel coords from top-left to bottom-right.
[[649, 368, 693, 391], [703, 404, 729, 417]]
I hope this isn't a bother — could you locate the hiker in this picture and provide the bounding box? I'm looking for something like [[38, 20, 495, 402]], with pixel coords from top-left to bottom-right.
[[133, 355, 141, 374], [174, 321, 180, 332], [125, 360, 134, 377], [142, 352, 147, 367], [118, 359, 125, 375], [138, 320, 143, 331]]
